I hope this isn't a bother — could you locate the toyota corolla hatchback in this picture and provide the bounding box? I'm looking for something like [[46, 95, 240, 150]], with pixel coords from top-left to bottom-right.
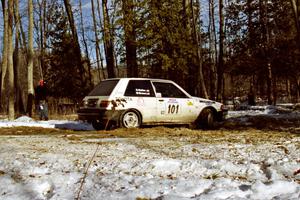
[[77, 78, 227, 130]]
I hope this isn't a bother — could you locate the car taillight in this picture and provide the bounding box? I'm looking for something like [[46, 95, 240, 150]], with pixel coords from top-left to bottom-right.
[[80, 100, 87, 107], [100, 100, 110, 108]]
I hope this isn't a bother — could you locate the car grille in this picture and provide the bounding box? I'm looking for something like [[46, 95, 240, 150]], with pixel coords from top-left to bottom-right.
[[87, 99, 99, 107]]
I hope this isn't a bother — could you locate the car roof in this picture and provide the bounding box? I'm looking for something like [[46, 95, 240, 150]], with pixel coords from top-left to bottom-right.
[[103, 78, 174, 82]]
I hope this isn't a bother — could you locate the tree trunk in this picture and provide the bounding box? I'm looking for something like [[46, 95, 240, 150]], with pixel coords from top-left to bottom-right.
[[296, 77, 300, 102], [91, 0, 102, 82], [13, 0, 20, 113], [102, 0, 116, 78], [290, 0, 300, 40], [122, 0, 138, 77], [217, 0, 224, 102], [38, 0, 46, 79], [13, 0, 26, 50], [247, 0, 254, 47], [286, 79, 292, 102], [272, 75, 277, 105], [96, 0, 107, 79], [63, 0, 86, 86], [7, 0, 14, 120], [259, 0, 273, 105], [289, 0, 300, 102], [79, 0, 93, 86], [267, 64, 273, 105], [191, 0, 208, 98], [209, 0, 217, 100], [27, 0, 34, 117], [1, 0, 8, 112], [182, 0, 193, 94], [13, 0, 25, 114]]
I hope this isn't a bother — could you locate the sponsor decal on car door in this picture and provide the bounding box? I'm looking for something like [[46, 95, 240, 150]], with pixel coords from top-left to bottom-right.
[[157, 98, 196, 123], [153, 81, 197, 123], [157, 98, 180, 122]]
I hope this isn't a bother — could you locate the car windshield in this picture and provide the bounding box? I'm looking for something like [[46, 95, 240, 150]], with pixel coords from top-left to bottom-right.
[[88, 80, 119, 96]]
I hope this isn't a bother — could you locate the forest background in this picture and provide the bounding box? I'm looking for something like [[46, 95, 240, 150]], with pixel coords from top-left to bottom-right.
[[0, 0, 299, 120]]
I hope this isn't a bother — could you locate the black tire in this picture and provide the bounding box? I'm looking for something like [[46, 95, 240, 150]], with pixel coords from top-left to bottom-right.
[[198, 108, 215, 129], [91, 121, 105, 130], [119, 110, 141, 128]]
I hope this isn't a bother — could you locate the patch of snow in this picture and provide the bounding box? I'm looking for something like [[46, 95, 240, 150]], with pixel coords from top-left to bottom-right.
[[250, 180, 299, 199], [151, 159, 181, 174], [14, 116, 35, 123], [0, 116, 94, 130], [0, 110, 300, 199], [170, 179, 213, 198]]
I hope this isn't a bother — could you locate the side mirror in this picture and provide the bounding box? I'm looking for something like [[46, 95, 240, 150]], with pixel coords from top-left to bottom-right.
[[156, 93, 162, 98]]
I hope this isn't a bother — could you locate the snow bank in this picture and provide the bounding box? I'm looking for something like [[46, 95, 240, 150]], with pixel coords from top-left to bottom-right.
[[0, 116, 94, 130]]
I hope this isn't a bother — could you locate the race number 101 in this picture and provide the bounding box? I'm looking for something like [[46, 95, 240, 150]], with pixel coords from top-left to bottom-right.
[[168, 104, 179, 114]]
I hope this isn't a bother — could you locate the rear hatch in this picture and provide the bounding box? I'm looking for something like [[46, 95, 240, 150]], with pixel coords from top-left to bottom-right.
[[80, 79, 120, 110]]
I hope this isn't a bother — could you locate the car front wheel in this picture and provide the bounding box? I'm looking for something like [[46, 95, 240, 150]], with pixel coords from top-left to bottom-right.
[[198, 108, 215, 129], [120, 110, 141, 128]]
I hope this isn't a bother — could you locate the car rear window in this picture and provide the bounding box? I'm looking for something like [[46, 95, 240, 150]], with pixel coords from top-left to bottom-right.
[[88, 80, 119, 96]]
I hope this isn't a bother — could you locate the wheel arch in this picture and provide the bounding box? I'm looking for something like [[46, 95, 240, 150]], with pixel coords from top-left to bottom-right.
[[198, 106, 217, 119], [194, 106, 217, 129]]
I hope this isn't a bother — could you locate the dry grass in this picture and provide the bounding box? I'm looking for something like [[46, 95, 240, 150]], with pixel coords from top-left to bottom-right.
[[0, 127, 65, 136], [0, 112, 299, 147], [0, 126, 297, 147]]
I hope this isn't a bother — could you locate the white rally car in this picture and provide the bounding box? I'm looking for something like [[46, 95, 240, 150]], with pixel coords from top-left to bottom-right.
[[77, 78, 227, 130]]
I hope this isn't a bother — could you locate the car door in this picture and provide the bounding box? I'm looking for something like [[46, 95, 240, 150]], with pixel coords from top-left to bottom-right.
[[123, 80, 157, 123], [152, 81, 196, 123]]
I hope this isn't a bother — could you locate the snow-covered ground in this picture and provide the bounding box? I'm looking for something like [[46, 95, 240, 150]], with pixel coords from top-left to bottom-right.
[[0, 109, 299, 200], [0, 116, 94, 131]]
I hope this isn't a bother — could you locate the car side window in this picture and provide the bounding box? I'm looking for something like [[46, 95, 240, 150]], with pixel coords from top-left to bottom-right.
[[124, 80, 155, 97], [152, 82, 188, 98]]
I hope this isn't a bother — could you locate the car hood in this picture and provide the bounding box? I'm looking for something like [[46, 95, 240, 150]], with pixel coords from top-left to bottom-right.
[[192, 97, 223, 108]]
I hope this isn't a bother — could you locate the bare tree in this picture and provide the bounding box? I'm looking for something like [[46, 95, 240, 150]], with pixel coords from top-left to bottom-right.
[[91, 0, 102, 81], [1, 0, 8, 112], [7, 0, 14, 119], [208, 0, 217, 99], [26, 0, 34, 117], [290, 0, 300, 41], [13, 0, 25, 114], [96, 0, 107, 79], [37, 0, 46, 78], [190, 0, 208, 98], [63, 0, 86, 85], [290, 0, 300, 100], [102, 0, 116, 78], [217, 0, 225, 101], [14, 0, 26, 48], [79, 0, 93, 85], [259, 0, 273, 105]]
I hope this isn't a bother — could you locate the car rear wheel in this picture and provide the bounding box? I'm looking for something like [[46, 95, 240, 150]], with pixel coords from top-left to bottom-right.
[[120, 110, 141, 128], [198, 108, 215, 129]]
